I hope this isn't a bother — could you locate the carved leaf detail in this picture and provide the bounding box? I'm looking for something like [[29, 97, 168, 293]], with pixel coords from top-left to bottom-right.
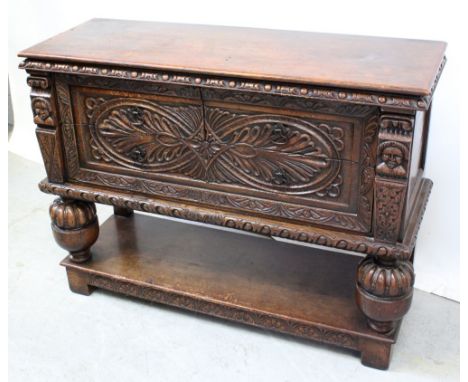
[[88, 98, 343, 196]]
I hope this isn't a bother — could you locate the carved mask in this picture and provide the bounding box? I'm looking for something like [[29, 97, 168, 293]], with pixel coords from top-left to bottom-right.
[[33, 99, 50, 121], [381, 146, 403, 169]]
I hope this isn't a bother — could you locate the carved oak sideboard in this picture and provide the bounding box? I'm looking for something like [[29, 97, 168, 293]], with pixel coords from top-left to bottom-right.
[[19, 19, 446, 369]]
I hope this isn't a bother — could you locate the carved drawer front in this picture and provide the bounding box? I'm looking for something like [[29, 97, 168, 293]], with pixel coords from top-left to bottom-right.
[[57, 75, 378, 233]]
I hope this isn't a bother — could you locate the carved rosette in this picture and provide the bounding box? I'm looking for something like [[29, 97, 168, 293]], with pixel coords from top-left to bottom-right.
[[49, 198, 99, 262]]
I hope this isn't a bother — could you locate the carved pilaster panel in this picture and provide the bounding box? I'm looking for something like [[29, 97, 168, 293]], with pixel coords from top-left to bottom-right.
[[373, 113, 414, 243], [27, 75, 56, 127], [374, 179, 407, 243], [27, 73, 64, 182]]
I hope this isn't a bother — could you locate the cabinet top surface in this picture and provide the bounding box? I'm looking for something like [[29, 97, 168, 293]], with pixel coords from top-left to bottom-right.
[[19, 18, 446, 96]]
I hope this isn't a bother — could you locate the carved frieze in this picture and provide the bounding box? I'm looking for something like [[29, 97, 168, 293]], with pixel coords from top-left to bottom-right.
[[19, 59, 445, 111], [39, 179, 415, 259], [87, 273, 358, 349]]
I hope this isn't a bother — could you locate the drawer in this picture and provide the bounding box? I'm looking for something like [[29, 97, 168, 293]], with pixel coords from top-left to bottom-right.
[[56, 75, 378, 233]]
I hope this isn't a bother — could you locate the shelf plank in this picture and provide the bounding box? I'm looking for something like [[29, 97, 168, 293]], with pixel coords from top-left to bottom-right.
[[61, 213, 397, 359]]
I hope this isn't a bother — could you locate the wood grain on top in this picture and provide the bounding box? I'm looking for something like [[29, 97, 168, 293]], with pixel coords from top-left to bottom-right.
[[19, 18, 446, 95]]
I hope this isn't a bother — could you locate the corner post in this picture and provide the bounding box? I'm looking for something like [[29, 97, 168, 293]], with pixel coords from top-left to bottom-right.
[[26, 71, 65, 183], [356, 111, 416, 336]]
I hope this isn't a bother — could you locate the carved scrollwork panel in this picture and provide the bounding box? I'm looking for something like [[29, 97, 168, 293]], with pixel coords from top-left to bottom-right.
[[86, 97, 347, 196]]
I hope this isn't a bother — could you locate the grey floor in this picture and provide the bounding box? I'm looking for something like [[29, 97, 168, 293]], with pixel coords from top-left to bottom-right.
[[9, 152, 459, 382]]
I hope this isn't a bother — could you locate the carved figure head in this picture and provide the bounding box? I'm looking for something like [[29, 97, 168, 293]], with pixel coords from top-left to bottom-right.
[[381, 146, 403, 169], [32, 98, 50, 121], [377, 141, 409, 177]]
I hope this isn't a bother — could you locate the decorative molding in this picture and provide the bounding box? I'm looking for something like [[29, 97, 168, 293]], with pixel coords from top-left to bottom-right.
[[38, 179, 414, 259], [27, 75, 49, 89], [202, 89, 376, 117], [55, 80, 80, 177], [19, 59, 445, 111], [85, 272, 358, 349], [403, 178, 433, 251], [358, 115, 379, 227], [74, 169, 369, 232]]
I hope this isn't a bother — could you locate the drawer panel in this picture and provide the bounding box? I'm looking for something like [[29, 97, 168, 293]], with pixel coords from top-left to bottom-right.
[[56, 75, 378, 233]]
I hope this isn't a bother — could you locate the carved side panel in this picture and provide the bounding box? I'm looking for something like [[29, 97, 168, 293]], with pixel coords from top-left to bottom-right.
[[27, 73, 64, 182], [373, 113, 414, 243]]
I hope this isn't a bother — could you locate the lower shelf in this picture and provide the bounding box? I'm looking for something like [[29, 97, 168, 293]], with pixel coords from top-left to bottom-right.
[[61, 213, 399, 369]]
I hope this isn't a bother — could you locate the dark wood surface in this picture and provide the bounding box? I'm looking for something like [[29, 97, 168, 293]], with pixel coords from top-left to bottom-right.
[[62, 213, 397, 368], [19, 18, 446, 95], [19, 20, 444, 369]]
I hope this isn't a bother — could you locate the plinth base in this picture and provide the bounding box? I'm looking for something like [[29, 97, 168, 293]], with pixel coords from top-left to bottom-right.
[[61, 213, 400, 369]]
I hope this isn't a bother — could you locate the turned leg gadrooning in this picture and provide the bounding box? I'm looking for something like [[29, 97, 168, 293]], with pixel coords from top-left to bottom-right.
[[356, 255, 414, 334], [355, 255, 414, 368], [49, 197, 99, 263]]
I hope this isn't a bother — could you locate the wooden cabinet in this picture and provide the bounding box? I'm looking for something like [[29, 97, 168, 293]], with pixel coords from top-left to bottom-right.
[[19, 19, 446, 369]]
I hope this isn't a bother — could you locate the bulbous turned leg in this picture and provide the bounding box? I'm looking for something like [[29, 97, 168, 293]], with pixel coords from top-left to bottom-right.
[[49, 198, 99, 263], [113, 205, 133, 217], [355, 255, 414, 335]]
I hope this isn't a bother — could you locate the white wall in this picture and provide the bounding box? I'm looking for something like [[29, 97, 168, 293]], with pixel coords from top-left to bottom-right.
[[8, 0, 460, 300]]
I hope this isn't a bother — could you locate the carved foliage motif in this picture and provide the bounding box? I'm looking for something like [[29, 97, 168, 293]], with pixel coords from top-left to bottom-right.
[[374, 180, 406, 242], [86, 97, 344, 195], [202, 89, 376, 117], [87, 273, 358, 349], [49, 77, 375, 231]]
